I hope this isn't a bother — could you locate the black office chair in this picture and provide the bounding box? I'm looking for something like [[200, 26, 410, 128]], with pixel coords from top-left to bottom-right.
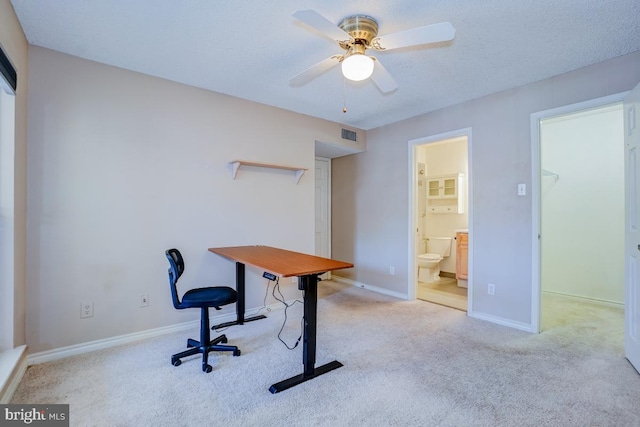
[[165, 248, 241, 373]]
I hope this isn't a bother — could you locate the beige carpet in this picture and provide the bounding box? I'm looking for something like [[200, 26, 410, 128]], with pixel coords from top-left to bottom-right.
[[11, 281, 640, 426]]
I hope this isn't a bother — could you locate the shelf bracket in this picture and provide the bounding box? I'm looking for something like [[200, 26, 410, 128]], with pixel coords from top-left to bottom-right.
[[231, 161, 241, 180]]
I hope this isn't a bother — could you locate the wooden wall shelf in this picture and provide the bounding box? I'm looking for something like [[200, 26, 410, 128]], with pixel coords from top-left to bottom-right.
[[230, 161, 307, 184]]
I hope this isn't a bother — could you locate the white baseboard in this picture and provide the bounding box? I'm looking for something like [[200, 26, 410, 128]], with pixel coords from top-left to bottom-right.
[[331, 275, 408, 300], [542, 290, 624, 308], [468, 311, 535, 333], [0, 345, 28, 404], [28, 319, 205, 365], [28, 303, 283, 366]]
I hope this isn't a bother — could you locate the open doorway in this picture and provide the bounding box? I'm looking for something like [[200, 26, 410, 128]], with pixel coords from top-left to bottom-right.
[[409, 129, 472, 312], [532, 94, 626, 333]]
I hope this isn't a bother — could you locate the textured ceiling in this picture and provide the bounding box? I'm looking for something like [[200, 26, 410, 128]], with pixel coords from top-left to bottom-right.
[[10, 0, 640, 130]]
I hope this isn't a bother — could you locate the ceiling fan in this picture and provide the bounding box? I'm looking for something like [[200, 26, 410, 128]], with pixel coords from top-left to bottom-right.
[[289, 10, 456, 93]]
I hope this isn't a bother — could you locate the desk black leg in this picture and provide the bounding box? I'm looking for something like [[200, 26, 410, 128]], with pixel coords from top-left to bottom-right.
[[269, 274, 343, 393], [212, 262, 266, 330], [236, 262, 246, 324]]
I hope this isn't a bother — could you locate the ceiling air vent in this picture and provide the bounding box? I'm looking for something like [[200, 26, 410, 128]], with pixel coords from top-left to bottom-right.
[[341, 128, 357, 142]]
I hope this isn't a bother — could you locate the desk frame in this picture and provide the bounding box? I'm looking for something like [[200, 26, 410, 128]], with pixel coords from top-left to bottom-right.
[[208, 246, 352, 393], [269, 273, 343, 393]]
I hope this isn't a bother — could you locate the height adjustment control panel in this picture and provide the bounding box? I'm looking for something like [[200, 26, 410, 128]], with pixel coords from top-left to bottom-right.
[[263, 272, 277, 281]]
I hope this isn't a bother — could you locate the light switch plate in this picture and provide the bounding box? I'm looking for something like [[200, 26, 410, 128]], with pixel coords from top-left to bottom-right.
[[517, 183, 526, 196]]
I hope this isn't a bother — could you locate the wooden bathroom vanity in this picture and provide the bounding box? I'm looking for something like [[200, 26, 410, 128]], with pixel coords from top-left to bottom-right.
[[456, 231, 468, 287]]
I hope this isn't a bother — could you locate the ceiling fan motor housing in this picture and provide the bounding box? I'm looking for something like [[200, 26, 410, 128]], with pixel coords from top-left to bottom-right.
[[338, 15, 379, 47]]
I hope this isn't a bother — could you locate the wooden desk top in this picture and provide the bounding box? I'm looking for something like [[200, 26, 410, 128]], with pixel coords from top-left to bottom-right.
[[208, 245, 353, 277]]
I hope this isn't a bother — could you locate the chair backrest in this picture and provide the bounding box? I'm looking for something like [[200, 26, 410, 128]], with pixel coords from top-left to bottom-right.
[[165, 248, 185, 309]]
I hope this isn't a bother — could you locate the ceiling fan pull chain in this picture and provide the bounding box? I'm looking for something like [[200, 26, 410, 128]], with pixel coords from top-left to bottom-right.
[[342, 77, 348, 113]]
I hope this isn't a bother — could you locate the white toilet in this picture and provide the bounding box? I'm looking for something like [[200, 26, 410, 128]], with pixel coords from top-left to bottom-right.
[[418, 237, 452, 283]]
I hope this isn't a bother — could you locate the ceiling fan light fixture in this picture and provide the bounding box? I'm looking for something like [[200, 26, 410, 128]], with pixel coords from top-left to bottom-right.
[[341, 53, 374, 82]]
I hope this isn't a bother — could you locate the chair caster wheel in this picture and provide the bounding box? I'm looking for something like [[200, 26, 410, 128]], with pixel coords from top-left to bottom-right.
[[203, 364, 213, 373], [220, 335, 228, 344], [172, 359, 181, 367], [233, 350, 241, 357]]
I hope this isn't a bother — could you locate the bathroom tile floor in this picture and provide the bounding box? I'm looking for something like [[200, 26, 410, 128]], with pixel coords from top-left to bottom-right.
[[417, 277, 467, 311]]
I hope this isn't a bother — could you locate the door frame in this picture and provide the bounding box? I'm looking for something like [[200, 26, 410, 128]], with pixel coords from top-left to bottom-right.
[[623, 82, 640, 372], [530, 92, 628, 333], [408, 127, 473, 313], [315, 157, 331, 279]]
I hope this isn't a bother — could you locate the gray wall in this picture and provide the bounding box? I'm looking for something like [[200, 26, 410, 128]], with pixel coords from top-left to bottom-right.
[[26, 47, 361, 353], [332, 51, 640, 329]]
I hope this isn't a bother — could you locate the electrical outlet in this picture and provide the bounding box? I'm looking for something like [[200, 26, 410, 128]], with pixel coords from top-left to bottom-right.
[[81, 301, 94, 318], [488, 283, 495, 295], [140, 294, 149, 307], [389, 266, 395, 275]]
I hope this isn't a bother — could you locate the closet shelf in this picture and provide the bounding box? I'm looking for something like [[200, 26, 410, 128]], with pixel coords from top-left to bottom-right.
[[229, 161, 307, 184]]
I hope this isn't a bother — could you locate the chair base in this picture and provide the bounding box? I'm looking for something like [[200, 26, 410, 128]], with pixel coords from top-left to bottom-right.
[[171, 334, 240, 373], [171, 307, 241, 373]]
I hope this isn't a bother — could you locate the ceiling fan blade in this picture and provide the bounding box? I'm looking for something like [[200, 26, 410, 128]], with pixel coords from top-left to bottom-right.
[[375, 22, 455, 50], [292, 10, 352, 42], [370, 58, 398, 93], [289, 55, 341, 86]]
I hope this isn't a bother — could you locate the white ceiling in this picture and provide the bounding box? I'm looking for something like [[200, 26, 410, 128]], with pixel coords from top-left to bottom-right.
[[10, 0, 640, 131]]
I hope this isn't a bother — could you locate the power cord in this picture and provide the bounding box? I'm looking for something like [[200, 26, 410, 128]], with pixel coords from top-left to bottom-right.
[[254, 275, 273, 316], [213, 275, 304, 350], [270, 277, 304, 350]]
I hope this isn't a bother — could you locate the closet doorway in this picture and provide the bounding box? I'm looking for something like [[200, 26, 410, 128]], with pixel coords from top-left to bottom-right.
[[532, 95, 625, 332]]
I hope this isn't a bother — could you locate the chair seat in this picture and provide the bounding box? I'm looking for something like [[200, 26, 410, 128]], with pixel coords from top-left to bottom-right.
[[180, 286, 238, 308]]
